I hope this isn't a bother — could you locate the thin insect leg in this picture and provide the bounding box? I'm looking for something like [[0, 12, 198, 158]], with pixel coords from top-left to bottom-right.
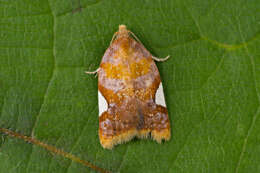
[[85, 68, 100, 75], [152, 55, 170, 62]]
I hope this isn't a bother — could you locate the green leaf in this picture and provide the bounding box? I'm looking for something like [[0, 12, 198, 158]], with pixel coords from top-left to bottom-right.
[[0, 0, 259, 172]]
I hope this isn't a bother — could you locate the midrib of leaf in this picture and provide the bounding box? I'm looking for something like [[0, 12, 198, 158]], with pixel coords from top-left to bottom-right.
[[0, 128, 110, 173]]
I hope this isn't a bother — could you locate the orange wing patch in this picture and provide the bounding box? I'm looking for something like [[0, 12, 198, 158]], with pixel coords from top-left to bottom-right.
[[87, 25, 171, 149]]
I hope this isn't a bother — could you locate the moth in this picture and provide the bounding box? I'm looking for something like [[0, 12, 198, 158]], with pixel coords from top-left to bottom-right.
[[86, 25, 171, 149]]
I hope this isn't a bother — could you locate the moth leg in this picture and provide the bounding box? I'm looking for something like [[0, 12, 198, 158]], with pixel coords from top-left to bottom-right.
[[85, 68, 100, 77], [151, 105, 171, 143], [85, 68, 100, 74], [152, 55, 170, 62]]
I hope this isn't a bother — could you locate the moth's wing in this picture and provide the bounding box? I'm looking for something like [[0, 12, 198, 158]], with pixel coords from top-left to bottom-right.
[[99, 110, 139, 149], [132, 39, 171, 142]]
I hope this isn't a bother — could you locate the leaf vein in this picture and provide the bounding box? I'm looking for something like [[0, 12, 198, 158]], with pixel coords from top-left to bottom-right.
[[56, 0, 103, 17], [25, 1, 57, 172], [116, 146, 129, 173], [235, 23, 260, 172], [235, 106, 260, 173], [167, 110, 219, 173], [64, 106, 97, 172]]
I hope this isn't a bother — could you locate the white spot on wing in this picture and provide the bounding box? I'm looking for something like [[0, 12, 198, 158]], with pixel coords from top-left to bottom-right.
[[155, 83, 166, 107], [98, 90, 108, 116]]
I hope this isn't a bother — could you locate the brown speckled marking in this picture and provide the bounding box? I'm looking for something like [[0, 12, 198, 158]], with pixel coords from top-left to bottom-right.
[[97, 25, 170, 149]]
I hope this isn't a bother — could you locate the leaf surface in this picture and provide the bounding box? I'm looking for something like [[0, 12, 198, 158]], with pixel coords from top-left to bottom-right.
[[0, 0, 259, 172]]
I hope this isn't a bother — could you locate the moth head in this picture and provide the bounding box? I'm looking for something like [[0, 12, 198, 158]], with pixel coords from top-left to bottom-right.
[[118, 24, 129, 38]]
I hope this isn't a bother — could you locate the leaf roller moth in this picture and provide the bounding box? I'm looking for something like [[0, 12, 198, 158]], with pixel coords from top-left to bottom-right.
[[86, 25, 171, 149]]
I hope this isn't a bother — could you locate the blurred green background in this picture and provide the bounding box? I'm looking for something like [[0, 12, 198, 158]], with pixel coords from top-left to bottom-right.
[[0, 0, 259, 172]]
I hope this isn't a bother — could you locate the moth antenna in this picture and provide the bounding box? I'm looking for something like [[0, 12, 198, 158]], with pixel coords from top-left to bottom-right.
[[152, 55, 170, 62], [110, 32, 118, 45], [129, 31, 143, 45], [129, 29, 170, 62]]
